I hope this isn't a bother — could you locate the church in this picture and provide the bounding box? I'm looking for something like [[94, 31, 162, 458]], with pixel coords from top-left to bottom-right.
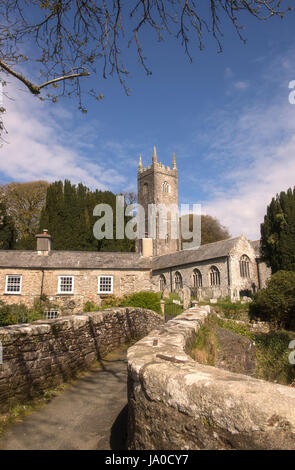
[[0, 148, 271, 314]]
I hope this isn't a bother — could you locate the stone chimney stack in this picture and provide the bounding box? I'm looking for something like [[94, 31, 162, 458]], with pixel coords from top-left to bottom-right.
[[36, 229, 52, 255]]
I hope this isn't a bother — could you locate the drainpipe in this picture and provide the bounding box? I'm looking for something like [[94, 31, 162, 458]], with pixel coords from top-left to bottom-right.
[[170, 268, 173, 293], [227, 256, 231, 286], [40, 269, 45, 301]]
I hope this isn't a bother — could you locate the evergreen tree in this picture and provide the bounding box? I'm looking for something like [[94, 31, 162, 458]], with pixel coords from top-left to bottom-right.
[[0, 202, 16, 249], [39, 180, 135, 252], [261, 187, 295, 273]]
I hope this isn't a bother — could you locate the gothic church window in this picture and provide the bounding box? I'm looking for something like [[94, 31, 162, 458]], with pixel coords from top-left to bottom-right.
[[143, 182, 148, 196], [159, 274, 166, 291], [193, 269, 202, 288], [210, 266, 220, 286], [174, 271, 183, 291], [162, 181, 170, 193], [240, 255, 250, 278]]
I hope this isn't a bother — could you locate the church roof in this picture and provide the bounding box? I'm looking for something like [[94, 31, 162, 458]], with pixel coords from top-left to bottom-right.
[[0, 250, 151, 270], [251, 240, 261, 256], [152, 237, 242, 271]]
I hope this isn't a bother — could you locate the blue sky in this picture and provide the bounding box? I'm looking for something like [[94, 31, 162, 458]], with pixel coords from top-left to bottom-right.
[[1, 6, 295, 240]]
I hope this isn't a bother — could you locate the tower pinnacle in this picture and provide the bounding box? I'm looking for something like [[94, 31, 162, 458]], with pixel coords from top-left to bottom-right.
[[152, 146, 158, 164], [138, 154, 143, 171], [172, 152, 177, 170]]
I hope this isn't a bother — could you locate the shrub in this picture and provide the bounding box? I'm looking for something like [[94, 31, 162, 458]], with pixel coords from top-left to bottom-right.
[[83, 301, 100, 312], [120, 291, 162, 315], [0, 301, 36, 326], [250, 270, 295, 329]]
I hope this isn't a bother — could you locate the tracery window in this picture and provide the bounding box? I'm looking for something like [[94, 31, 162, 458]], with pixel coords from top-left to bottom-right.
[[210, 266, 220, 286], [240, 255, 250, 278], [193, 269, 202, 288]]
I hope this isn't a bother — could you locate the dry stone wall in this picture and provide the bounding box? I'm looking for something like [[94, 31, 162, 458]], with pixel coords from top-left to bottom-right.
[[127, 307, 295, 450], [0, 307, 163, 413]]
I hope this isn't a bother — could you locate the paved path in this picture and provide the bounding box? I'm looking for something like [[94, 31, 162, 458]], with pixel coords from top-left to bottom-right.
[[0, 352, 128, 450]]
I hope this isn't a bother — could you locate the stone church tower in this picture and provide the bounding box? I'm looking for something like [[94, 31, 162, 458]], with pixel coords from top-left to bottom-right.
[[137, 147, 179, 256]]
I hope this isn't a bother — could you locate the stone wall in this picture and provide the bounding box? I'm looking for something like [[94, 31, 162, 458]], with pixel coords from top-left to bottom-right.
[[152, 257, 229, 299], [127, 307, 295, 450], [0, 268, 152, 313], [0, 307, 163, 413]]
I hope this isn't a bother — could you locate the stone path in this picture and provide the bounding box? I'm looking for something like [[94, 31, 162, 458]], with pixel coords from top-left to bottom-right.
[[0, 351, 128, 450]]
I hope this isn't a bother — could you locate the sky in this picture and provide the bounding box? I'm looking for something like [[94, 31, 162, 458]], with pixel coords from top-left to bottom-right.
[[1, 4, 295, 241]]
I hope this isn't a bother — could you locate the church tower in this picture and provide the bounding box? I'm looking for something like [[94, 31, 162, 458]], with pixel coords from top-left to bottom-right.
[[137, 147, 179, 256]]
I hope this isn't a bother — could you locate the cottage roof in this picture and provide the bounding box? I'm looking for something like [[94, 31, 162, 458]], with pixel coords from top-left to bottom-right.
[[152, 237, 242, 271], [0, 250, 150, 270]]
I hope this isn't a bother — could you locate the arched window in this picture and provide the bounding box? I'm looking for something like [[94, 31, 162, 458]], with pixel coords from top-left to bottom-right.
[[210, 266, 220, 286], [174, 271, 183, 291], [240, 255, 250, 278], [143, 182, 148, 196], [193, 269, 202, 288], [162, 181, 170, 193], [159, 274, 166, 291]]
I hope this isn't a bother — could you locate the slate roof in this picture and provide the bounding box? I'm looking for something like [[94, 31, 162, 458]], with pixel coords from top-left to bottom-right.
[[0, 250, 150, 270], [251, 240, 261, 256], [152, 237, 241, 271]]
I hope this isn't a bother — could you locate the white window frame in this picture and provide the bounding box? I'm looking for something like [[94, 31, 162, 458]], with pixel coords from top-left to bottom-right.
[[5, 274, 22, 294], [45, 310, 60, 320], [98, 275, 113, 294], [58, 275, 74, 294]]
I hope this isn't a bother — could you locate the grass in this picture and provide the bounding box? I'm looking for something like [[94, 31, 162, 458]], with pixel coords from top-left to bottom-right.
[[190, 317, 218, 366], [217, 317, 295, 385], [163, 293, 184, 316]]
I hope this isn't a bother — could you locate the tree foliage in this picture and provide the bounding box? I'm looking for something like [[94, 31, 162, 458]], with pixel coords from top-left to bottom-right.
[[260, 187, 295, 273], [250, 270, 295, 330], [1, 180, 49, 248], [0, 200, 16, 249], [180, 213, 230, 246], [39, 179, 135, 251], [0, 0, 292, 135]]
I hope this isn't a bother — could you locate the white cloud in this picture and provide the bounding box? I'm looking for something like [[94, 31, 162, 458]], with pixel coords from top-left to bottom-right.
[[0, 83, 125, 190], [233, 80, 249, 90], [201, 90, 295, 240]]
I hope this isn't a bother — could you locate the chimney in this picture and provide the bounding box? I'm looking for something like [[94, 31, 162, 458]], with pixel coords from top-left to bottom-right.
[[36, 229, 52, 255]]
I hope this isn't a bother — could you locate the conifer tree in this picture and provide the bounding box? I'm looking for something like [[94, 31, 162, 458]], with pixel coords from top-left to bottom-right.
[[0, 202, 16, 249], [261, 187, 295, 273], [39, 180, 135, 252]]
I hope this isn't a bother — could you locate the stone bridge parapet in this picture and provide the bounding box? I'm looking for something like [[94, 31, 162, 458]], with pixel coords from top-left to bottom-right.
[[127, 306, 295, 450]]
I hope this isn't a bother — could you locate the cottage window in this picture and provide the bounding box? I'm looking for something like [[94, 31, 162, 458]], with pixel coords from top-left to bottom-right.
[[5, 275, 22, 294], [98, 276, 113, 294], [58, 276, 74, 294], [45, 310, 59, 320], [193, 269, 202, 288], [174, 271, 183, 291], [240, 255, 250, 278], [210, 266, 220, 286]]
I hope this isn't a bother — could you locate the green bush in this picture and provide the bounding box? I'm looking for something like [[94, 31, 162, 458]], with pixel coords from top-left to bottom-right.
[[0, 301, 44, 326], [83, 301, 101, 312], [250, 270, 295, 329], [120, 291, 162, 315]]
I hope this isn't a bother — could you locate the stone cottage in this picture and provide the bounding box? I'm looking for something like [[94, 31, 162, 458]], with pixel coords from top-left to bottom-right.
[[0, 148, 271, 314]]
